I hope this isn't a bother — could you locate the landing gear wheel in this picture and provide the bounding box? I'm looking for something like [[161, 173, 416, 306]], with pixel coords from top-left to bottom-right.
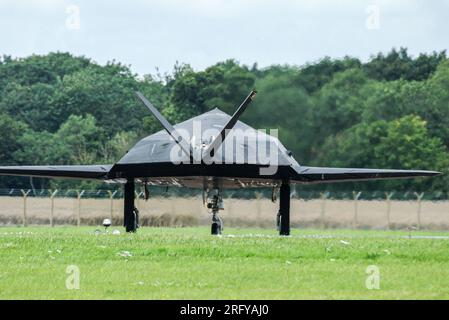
[[211, 222, 221, 235], [211, 215, 223, 235]]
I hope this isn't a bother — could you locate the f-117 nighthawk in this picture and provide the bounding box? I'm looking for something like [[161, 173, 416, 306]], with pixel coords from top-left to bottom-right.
[[0, 91, 440, 235]]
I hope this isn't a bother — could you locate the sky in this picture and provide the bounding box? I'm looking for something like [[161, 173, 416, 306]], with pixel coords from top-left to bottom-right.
[[0, 0, 448, 76]]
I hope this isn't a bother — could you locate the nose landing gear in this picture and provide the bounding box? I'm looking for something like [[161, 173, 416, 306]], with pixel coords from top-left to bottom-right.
[[206, 191, 224, 235]]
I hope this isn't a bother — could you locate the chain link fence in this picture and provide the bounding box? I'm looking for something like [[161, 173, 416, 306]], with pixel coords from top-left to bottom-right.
[[0, 188, 448, 230]]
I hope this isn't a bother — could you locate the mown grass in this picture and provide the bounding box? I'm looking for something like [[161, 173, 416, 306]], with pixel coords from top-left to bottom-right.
[[1, 226, 449, 299]]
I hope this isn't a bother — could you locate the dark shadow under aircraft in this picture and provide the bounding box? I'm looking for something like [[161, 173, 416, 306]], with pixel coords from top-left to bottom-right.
[[0, 91, 441, 235]]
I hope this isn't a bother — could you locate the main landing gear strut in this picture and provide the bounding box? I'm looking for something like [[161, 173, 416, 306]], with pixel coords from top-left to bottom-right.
[[277, 180, 291, 236], [124, 179, 139, 233]]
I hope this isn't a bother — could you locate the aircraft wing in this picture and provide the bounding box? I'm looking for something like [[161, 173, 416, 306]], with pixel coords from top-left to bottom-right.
[[292, 166, 441, 184], [0, 165, 112, 180]]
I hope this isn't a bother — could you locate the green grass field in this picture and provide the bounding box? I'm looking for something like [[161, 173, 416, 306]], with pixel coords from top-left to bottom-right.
[[1, 226, 449, 299]]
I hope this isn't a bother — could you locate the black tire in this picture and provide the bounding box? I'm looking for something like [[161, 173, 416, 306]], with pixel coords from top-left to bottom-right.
[[126, 210, 138, 233], [211, 222, 221, 235], [125, 217, 137, 233], [279, 214, 289, 236]]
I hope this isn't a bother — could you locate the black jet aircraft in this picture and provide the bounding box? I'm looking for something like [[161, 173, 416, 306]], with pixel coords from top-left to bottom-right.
[[0, 91, 441, 235]]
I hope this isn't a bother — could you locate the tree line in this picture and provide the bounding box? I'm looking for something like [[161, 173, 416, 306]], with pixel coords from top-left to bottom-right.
[[0, 48, 448, 192]]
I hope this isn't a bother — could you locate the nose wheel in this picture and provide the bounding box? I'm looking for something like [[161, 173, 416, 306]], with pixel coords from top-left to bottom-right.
[[211, 215, 223, 235]]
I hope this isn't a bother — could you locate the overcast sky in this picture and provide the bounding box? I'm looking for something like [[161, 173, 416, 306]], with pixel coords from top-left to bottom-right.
[[0, 0, 448, 76]]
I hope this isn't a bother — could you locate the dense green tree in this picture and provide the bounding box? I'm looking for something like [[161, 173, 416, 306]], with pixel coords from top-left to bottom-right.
[[55, 114, 107, 164], [309, 68, 372, 160], [0, 82, 57, 131], [22, 52, 92, 79], [318, 115, 449, 191], [51, 66, 147, 136], [294, 56, 361, 93], [375, 116, 447, 170], [0, 113, 28, 165], [423, 60, 449, 147], [14, 114, 106, 166], [0, 50, 447, 192], [0, 114, 29, 189], [14, 130, 67, 165], [0, 55, 57, 93], [249, 70, 312, 162], [362, 60, 449, 148], [170, 60, 256, 120], [363, 47, 446, 81]]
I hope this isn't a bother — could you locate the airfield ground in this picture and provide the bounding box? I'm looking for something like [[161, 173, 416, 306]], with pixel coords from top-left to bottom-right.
[[1, 226, 449, 299]]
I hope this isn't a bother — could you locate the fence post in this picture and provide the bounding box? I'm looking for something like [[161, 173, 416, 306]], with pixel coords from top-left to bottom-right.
[[107, 190, 118, 221], [353, 191, 362, 229], [385, 192, 394, 230], [49, 189, 58, 227], [76, 190, 85, 227], [320, 192, 327, 229], [20, 189, 31, 227], [255, 192, 262, 226], [414, 192, 424, 230]]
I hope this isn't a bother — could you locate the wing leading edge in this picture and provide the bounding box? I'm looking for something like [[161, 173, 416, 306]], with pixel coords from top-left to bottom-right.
[[0, 164, 441, 184], [0, 165, 113, 180], [292, 166, 441, 184]]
